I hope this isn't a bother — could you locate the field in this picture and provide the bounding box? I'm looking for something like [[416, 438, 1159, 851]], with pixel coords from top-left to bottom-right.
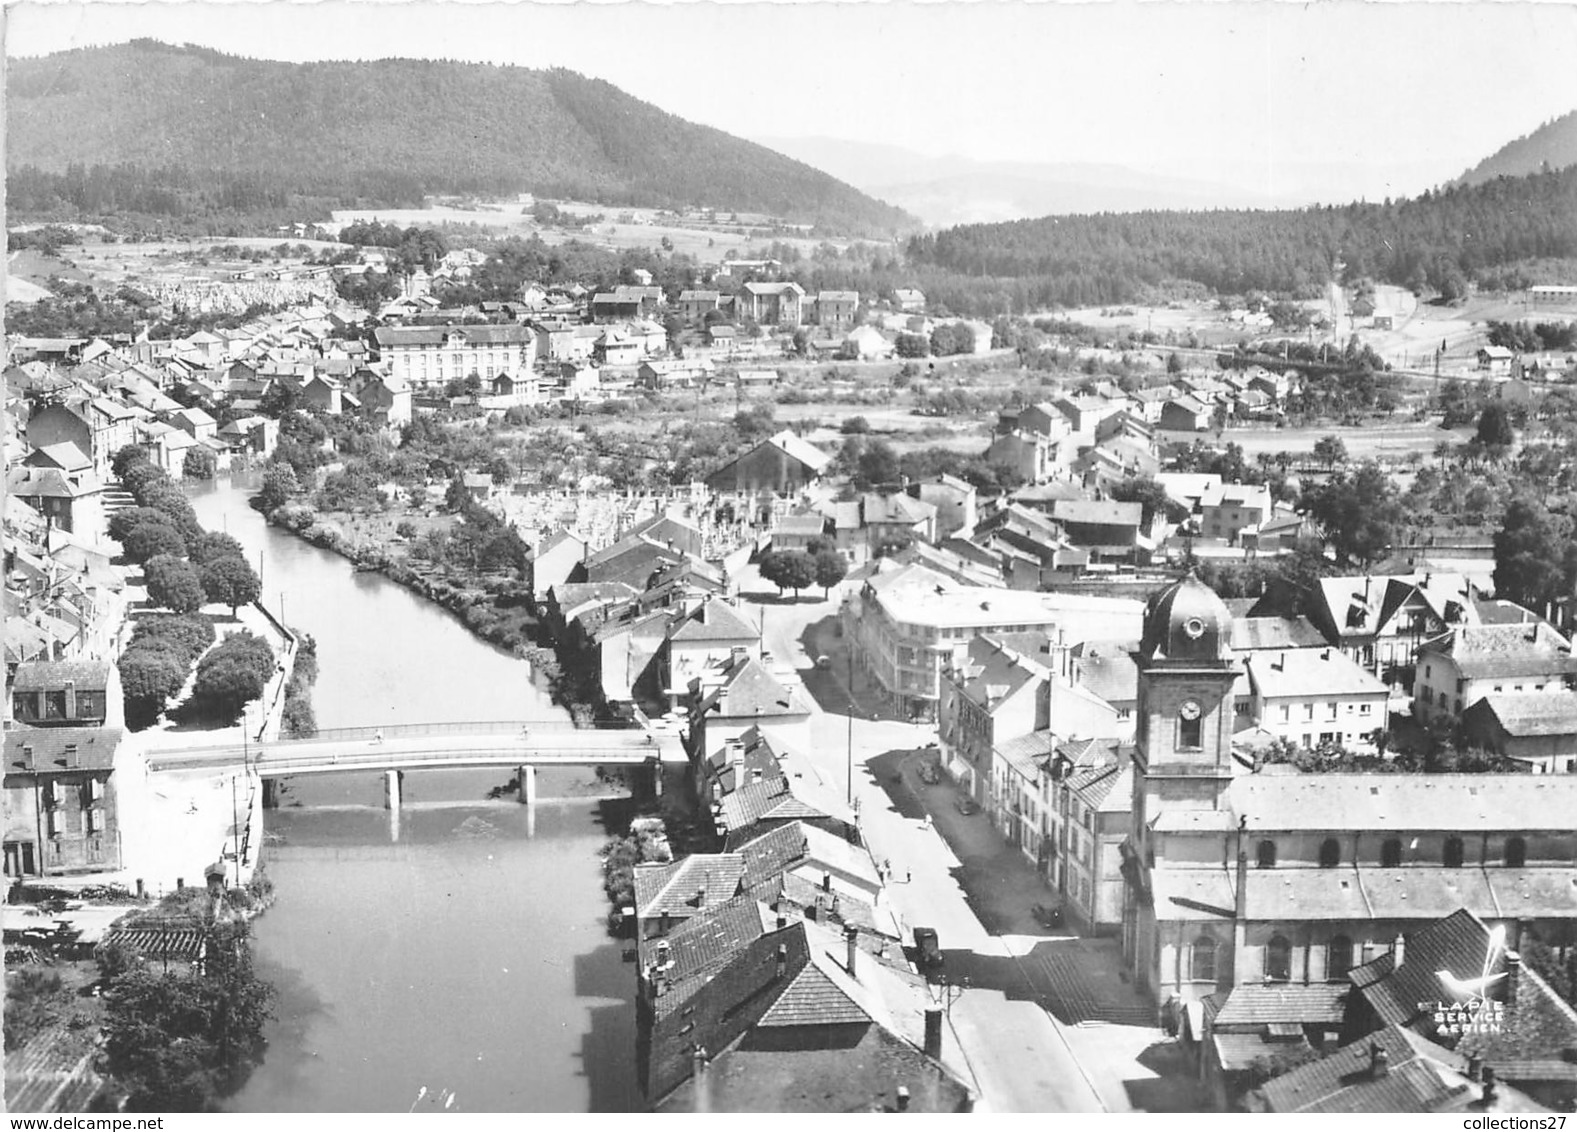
[[1176, 420, 1476, 462]]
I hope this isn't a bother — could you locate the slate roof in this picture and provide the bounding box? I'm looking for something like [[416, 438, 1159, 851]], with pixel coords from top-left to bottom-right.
[[718, 776, 853, 836], [1228, 774, 1577, 833], [1229, 616, 1328, 652], [1423, 623, 1577, 680], [10, 660, 111, 692], [773, 513, 827, 537], [1257, 1025, 1476, 1113], [668, 598, 759, 644], [6, 728, 123, 773], [1245, 647, 1388, 699], [1468, 693, 1577, 737], [1070, 640, 1139, 705], [862, 492, 935, 526], [5, 467, 82, 499], [646, 896, 779, 1014], [1051, 499, 1143, 528], [373, 324, 532, 346], [765, 430, 832, 473], [698, 656, 811, 720]]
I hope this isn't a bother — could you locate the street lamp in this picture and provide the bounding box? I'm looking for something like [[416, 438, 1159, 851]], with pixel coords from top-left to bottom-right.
[[846, 651, 855, 806]]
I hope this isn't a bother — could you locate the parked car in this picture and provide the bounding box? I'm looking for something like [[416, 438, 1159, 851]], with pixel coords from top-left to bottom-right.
[[917, 762, 941, 785], [912, 926, 943, 975], [955, 796, 980, 816]]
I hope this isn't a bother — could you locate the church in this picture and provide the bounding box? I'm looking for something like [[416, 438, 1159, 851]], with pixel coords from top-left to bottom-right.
[[1120, 573, 1577, 1011]]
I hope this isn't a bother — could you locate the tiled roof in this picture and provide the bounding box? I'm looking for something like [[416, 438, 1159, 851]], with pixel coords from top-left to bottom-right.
[[1051, 499, 1143, 527], [633, 855, 747, 918], [5, 728, 123, 773], [1258, 1026, 1472, 1113], [719, 775, 852, 835], [1213, 1030, 1305, 1072], [373, 324, 532, 346], [646, 895, 778, 1013], [758, 962, 868, 1027], [737, 822, 811, 888], [1213, 984, 1349, 1027], [699, 656, 810, 720]]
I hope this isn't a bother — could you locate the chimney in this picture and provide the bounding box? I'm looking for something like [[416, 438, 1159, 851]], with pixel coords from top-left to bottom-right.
[[1482, 1068, 1498, 1105], [64, 743, 80, 769], [844, 925, 859, 978], [923, 1006, 943, 1058], [822, 871, 833, 893], [1369, 1043, 1389, 1079], [775, 944, 788, 981], [895, 1085, 911, 1112], [1467, 1053, 1483, 1082], [660, 910, 671, 934], [1505, 950, 1521, 1003], [1393, 934, 1406, 968], [776, 912, 787, 930], [1278, 651, 1286, 671]]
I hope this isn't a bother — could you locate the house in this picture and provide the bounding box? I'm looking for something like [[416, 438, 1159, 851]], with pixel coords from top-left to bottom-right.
[[374, 324, 537, 391], [1159, 395, 1214, 431], [1341, 907, 1577, 1112], [861, 491, 937, 552], [686, 654, 814, 764], [3, 727, 124, 876], [893, 288, 926, 313], [25, 399, 136, 479], [642, 914, 974, 1112], [1050, 499, 1144, 560], [1414, 622, 1577, 726], [814, 291, 859, 331], [1198, 482, 1274, 546], [216, 416, 280, 459], [771, 513, 829, 553], [1058, 760, 1133, 934], [637, 359, 714, 390], [662, 597, 762, 711], [843, 325, 894, 361], [354, 372, 415, 426], [737, 281, 806, 328], [705, 430, 831, 493], [1309, 573, 1480, 680], [1200, 983, 1348, 1110], [1461, 693, 1577, 773], [590, 292, 642, 322], [845, 562, 1142, 719], [1247, 1025, 1544, 1114], [1478, 346, 1514, 375], [596, 328, 643, 367], [1241, 647, 1389, 750], [938, 634, 1053, 804], [9, 661, 121, 730], [906, 475, 977, 539], [167, 406, 218, 443], [984, 431, 1056, 485], [5, 468, 98, 536], [1010, 402, 1075, 441], [677, 290, 721, 324], [528, 531, 587, 603]]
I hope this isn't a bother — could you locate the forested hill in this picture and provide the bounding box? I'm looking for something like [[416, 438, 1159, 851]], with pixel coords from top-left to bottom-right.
[[5, 40, 914, 236], [905, 166, 1577, 306], [1459, 111, 1577, 185]]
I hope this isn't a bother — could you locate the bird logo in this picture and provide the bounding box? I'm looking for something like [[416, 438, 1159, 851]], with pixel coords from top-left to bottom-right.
[[1435, 925, 1507, 1005]]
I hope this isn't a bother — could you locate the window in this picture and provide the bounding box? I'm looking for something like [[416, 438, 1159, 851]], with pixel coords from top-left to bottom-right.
[[1191, 934, 1218, 984], [1326, 702, 1339, 721], [1256, 839, 1277, 868], [44, 691, 67, 720], [1266, 935, 1292, 981], [1179, 713, 1202, 749], [1303, 703, 1315, 721], [1444, 836, 1465, 868], [1381, 838, 1403, 867], [1424, 664, 1432, 678], [1279, 704, 1291, 722], [1505, 837, 1526, 868], [1328, 935, 1354, 980], [1359, 703, 1372, 716], [1319, 838, 1341, 868], [12, 694, 38, 722]]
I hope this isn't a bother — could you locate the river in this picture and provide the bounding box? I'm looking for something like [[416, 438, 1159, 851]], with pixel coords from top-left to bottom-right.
[[186, 477, 640, 1113]]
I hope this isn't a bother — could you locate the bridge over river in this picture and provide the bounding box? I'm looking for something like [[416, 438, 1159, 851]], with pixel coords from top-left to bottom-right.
[[145, 720, 680, 807]]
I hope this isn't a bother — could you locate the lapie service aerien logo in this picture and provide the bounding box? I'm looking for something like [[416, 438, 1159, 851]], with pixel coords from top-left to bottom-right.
[[1416, 924, 1508, 1037]]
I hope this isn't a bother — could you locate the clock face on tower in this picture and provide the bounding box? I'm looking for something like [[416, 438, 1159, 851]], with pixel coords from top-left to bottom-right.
[[1179, 699, 1202, 721]]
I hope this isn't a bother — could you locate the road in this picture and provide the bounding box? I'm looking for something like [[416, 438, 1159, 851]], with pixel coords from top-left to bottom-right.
[[746, 569, 1114, 1112]]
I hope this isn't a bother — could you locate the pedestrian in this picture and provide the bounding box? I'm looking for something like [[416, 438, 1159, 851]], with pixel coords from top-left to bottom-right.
[[905, 870, 911, 884], [921, 814, 932, 832], [374, 728, 383, 744]]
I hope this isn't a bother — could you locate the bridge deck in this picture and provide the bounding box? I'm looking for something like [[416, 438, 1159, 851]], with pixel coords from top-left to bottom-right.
[[145, 721, 666, 776]]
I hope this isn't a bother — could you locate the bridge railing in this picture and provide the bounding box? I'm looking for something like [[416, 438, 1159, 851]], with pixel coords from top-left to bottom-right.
[[296, 720, 595, 744]]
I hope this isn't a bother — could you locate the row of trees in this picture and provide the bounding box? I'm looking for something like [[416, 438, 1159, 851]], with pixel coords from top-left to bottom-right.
[[758, 546, 847, 599]]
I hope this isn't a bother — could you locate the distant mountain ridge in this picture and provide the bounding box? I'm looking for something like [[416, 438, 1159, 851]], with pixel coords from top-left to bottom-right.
[[757, 135, 1293, 224], [5, 40, 915, 236], [1459, 110, 1577, 185]]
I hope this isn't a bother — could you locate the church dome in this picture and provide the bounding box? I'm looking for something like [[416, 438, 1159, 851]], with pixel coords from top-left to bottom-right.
[[1141, 570, 1233, 661]]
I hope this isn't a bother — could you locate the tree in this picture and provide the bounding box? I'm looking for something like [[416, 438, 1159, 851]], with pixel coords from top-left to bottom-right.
[[145, 555, 207, 615], [109, 506, 176, 545], [122, 520, 188, 565], [853, 439, 900, 491], [112, 444, 152, 480], [188, 532, 246, 567], [199, 556, 263, 615], [1108, 476, 1181, 526], [118, 649, 189, 718], [1493, 498, 1571, 615], [759, 550, 817, 599], [183, 446, 218, 479], [254, 465, 300, 513], [1476, 402, 1516, 449], [1167, 352, 1184, 375], [840, 415, 871, 435], [813, 550, 848, 596], [1306, 462, 1403, 568], [1312, 434, 1349, 470], [894, 331, 930, 359]]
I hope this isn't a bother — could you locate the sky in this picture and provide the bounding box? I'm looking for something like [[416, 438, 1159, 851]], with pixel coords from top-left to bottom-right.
[[7, 0, 1577, 204]]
